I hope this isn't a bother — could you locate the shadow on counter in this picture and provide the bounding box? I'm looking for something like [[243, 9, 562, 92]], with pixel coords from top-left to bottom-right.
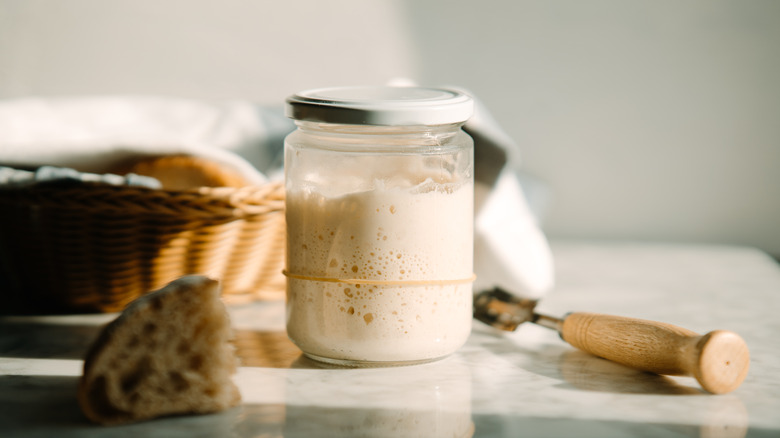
[[0, 321, 104, 360], [469, 326, 707, 396]]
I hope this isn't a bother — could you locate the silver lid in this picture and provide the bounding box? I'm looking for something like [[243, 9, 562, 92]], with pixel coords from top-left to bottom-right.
[[285, 86, 474, 126]]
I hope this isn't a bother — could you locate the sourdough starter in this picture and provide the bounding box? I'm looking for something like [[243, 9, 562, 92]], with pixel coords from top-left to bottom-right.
[[286, 177, 473, 364]]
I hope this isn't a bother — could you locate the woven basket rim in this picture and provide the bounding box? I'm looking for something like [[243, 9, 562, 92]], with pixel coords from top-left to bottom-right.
[[0, 180, 285, 218]]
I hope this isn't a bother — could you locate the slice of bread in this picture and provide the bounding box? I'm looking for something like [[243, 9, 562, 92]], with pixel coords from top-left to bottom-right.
[[78, 276, 241, 425]]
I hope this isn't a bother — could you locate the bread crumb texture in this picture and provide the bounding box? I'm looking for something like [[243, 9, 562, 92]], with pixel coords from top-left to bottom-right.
[[78, 275, 241, 425]]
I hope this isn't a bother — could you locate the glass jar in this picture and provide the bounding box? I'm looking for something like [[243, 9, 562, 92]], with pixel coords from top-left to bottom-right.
[[283, 86, 474, 366]]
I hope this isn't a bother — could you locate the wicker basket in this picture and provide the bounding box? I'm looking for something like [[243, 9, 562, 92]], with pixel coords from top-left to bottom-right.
[[0, 181, 286, 314]]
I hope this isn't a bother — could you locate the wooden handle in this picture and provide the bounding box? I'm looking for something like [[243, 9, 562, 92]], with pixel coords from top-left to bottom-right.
[[560, 312, 750, 394]]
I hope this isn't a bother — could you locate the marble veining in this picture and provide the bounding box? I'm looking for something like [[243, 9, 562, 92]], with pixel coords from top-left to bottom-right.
[[2, 241, 779, 437]]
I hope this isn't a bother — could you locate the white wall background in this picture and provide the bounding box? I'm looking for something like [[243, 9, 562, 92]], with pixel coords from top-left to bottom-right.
[[1, 0, 778, 255]]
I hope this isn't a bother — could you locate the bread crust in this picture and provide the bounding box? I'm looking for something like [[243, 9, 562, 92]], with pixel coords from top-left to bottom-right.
[[78, 276, 241, 425], [113, 154, 249, 190]]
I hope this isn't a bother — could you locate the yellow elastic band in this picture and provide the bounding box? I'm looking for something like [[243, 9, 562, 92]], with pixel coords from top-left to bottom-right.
[[282, 270, 476, 286]]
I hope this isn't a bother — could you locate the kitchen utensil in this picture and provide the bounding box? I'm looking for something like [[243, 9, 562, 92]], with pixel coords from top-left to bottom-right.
[[473, 287, 750, 394]]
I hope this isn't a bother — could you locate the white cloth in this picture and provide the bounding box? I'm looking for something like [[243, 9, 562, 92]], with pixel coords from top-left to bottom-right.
[[0, 94, 554, 299], [0, 165, 161, 189], [462, 90, 555, 299], [0, 96, 291, 184]]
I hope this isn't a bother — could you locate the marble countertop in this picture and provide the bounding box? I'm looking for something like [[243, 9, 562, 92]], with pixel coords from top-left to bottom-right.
[[2, 241, 779, 437]]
